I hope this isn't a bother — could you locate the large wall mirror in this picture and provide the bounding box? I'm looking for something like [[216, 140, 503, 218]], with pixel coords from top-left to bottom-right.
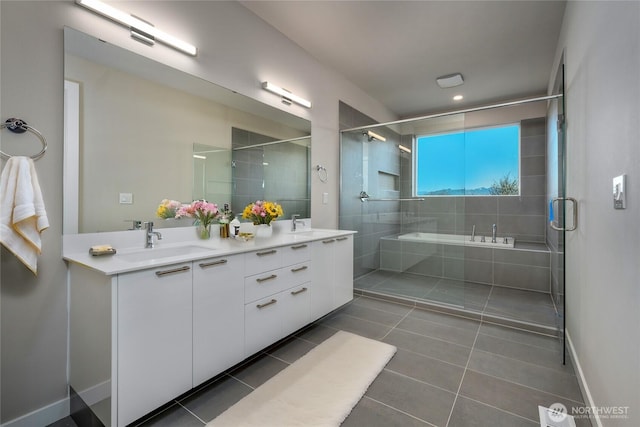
[[64, 27, 311, 234]]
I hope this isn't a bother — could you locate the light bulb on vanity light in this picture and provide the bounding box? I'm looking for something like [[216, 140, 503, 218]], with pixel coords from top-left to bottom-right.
[[75, 0, 197, 56]]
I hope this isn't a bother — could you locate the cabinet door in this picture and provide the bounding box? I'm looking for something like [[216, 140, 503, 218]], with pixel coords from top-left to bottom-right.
[[244, 295, 282, 357], [281, 283, 311, 337], [310, 239, 336, 321], [193, 255, 244, 386], [117, 264, 192, 427], [334, 235, 354, 308]]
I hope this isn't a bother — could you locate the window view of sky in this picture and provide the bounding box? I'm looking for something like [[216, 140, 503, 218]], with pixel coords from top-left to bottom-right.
[[416, 124, 520, 195]]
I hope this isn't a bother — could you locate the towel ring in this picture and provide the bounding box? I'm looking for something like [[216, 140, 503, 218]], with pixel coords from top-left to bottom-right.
[[0, 118, 47, 160]]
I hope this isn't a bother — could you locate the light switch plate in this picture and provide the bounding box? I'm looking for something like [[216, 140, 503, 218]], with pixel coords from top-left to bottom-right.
[[322, 192, 329, 204], [119, 192, 133, 204], [613, 175, 626, 209]]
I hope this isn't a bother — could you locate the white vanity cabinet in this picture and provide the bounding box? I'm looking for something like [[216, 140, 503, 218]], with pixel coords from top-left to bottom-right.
[[117, 263, 193, 427], [192, 254, 244, 386], [66, 229, 354, 427], [243, 244, 312, 356], [311, 235, 354, 321]]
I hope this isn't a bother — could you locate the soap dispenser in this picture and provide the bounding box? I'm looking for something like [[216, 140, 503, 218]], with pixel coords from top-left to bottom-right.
[[230, 217, 241, 237]]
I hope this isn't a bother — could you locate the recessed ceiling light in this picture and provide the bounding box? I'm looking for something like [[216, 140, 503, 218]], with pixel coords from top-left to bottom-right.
[[453, 95, 464, 101]]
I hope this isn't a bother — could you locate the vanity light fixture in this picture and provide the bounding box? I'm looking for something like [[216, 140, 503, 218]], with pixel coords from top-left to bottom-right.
[[193, 154, 207, 160], [261, 82, 312, 109], [75, 0, 198, 56], [364, 130, 386, 142], [398, 144, 412, 153], [453, 94, 464, 101]]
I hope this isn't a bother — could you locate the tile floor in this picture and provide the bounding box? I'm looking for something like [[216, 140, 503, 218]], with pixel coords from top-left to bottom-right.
[[52, 294, 588, 427], [354, 270, 559, 331]]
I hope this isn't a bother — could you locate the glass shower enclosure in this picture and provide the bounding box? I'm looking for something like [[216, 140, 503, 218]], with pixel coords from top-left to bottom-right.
[[340, 96, 565, 337]]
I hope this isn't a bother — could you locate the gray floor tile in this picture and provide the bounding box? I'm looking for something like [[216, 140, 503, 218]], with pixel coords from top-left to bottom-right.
[[478, 323, 561, 351], [266, 336, 316, 363], [179, 375, 252, 423], [447, 396, 538, 427], [467, 349, 584, 402], [294, 323, 338, 344], [474, 333, 566, 372], [352, 295, 415, 316], [489, 286, 555, 306], [228, 353, 288, 388], [409, 307, 481, 331], [383, 329, 472, 367], [366, 370, 456, 427], [337, 301, 408, 326], [135, 403, 204, 427], [342, 396, 432, 427], [396, 316, 478, 347], [319, 313, 393, 340], [385, 348, 465, 392], [459, 370, 584, 423]]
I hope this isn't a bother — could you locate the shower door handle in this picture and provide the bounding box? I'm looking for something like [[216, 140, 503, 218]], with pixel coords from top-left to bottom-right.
[[550, 197, 578, 231]]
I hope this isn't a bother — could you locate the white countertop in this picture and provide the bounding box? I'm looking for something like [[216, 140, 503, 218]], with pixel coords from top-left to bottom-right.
[[63, 224, 355, 275]]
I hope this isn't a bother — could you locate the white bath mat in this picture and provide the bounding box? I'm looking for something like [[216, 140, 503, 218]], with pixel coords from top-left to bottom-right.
[[207, 330, 397, 427]]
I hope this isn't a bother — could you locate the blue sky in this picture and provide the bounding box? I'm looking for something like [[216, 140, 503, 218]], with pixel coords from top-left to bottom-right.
[[416, 124, 520, 194]]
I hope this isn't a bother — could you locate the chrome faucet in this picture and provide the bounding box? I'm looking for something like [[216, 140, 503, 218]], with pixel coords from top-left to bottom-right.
[[470, 225, 476, 242], [145, 221, 163, 248], [491, 223, 497, 243], [291, 214, 306, 232]]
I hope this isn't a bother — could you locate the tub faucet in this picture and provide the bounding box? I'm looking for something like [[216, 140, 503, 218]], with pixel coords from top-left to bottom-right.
[[491, 224, 497, 243], [470, 225, 476, 242], [145, 221, 163, 248]]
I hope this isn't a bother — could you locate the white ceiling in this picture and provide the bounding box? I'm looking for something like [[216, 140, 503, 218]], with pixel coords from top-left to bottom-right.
[[240, 0, 566, 118]]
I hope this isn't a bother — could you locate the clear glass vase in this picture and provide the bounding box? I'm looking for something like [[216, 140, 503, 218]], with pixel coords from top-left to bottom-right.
[[196, 223, 212, 239], [255, 224, 273, 238]]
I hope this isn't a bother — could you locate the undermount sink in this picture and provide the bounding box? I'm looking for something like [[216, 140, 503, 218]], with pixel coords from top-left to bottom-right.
[[119, 245, 213, 263]]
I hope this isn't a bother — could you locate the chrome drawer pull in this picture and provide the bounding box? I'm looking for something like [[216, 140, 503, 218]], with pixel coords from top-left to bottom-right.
[[155, 266, 190, 277], [291, 265, 308, 273], [291, 287, 308, 296], [291, 244, 308, 250], [256, 249, 277, 257], [336, 237, 348, 241], [199, 259, 227, 268], [256, 274, 278, 283], [257, 299, 277, 309], [322, 239, 335, 244]]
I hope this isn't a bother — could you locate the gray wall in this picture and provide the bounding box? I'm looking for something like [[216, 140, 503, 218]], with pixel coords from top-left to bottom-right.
[[552, 2, 640, 425], [0, 2, 395, 424]]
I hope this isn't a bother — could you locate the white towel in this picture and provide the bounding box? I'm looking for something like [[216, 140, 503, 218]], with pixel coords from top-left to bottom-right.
[[0, 156, 49, 275]]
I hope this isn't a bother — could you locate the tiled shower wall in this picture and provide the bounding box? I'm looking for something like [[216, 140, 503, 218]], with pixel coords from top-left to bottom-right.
[[232, 127, 310, 219], [339, 102, 548, 279]]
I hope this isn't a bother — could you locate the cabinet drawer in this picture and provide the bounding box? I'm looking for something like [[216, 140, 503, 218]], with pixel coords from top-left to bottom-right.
[[245, 268, 288, 303], [280, 261, 312, 289], [282, 243, 311, 266], [244, 248, 282, 276]]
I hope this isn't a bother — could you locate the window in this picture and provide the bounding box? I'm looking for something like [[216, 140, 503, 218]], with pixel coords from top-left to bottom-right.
[[415, 124, 520, 196]]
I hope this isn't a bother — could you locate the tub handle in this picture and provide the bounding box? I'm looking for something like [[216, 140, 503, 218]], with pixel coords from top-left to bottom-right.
[[550, 197, 578, 231]]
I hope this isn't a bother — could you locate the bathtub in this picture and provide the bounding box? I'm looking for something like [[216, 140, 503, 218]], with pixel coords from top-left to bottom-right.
[[398, 232, 515, 248]]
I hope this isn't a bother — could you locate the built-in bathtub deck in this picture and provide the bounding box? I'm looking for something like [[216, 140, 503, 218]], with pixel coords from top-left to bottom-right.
[[380, 234, 551, 293]]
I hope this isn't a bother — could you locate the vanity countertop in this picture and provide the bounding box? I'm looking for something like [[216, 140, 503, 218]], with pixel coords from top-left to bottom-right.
[[63, 227, 355, 275]]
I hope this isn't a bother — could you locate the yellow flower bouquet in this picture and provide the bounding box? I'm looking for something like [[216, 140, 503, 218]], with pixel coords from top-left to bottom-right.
[[242, 200, 283, 225]]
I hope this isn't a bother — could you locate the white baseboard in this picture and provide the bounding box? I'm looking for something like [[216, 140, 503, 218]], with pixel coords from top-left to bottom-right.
[[1, 397, 69, 427], [565, 328, 601, 427]]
